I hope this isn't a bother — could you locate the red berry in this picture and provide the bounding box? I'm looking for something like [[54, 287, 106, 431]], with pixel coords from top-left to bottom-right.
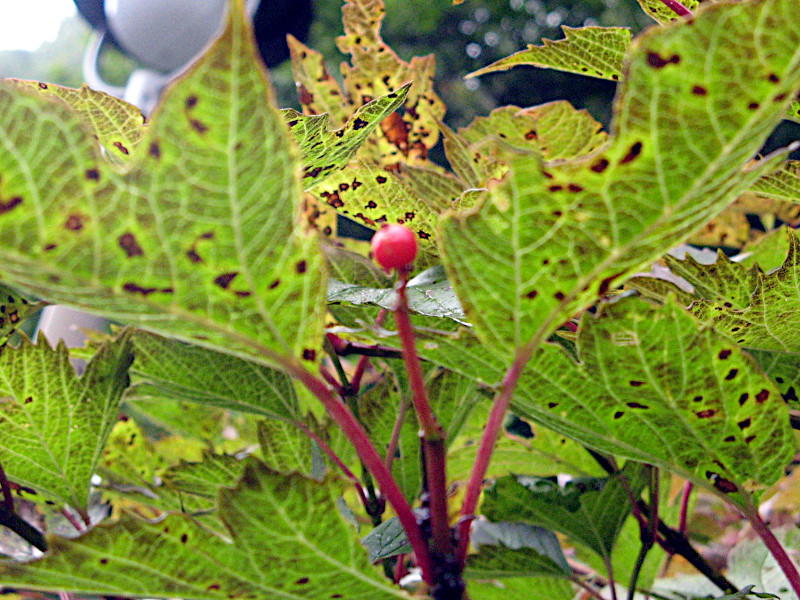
[[371, 224, 418, 271]]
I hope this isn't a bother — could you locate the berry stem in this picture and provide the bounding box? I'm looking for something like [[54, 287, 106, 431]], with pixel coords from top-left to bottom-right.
[[285, 359, 435, 584]]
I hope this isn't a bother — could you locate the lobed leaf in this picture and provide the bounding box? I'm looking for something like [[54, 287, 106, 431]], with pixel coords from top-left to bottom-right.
[[749, 160, 800, 203], [0, 461, 409, 600], [467, 27, 630, 81], [6, 79, 147, 167], [285, 84, 411, 187], [0, 0, 326, 368], [440, 0, 800, 352], [0, 330, 133, 512]]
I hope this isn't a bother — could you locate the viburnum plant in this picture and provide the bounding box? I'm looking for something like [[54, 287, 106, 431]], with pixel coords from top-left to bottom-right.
[[0, 0, 799, 598]]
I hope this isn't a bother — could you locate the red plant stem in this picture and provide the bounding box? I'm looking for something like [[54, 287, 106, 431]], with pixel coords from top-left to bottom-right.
[[0, 461, 15, 513], [744, 504, 800, 598], [319, 365, 344, 394], [455, 344, 532, 568], [394, 554, 408, 584], [295, 421, 370, 510], [350, 309, 387, 393], [394, 273, 443, 441], [62, 507, 86, 532], [386, 397, 409, 471], [679, 482, 693, 535], [285, 360, 435, 585], [660, 0, 692, 16], [393, 271, 452, 564]]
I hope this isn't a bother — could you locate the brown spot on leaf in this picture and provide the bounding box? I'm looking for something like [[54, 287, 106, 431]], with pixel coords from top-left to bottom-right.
[[549, 185, 563, 192], [190, 119, 208, 133], [718, 349, 732, 359], [65, 214, 86, 231], [405, 211, 415, 220], [43, 243, 57, 251], [748, 102, 760, 110], [23, 397, 32, 404], [696, 409, 716, 418], [708, 473, 737, 493], [629, 381, 645, 387], [614, 411, 624, 419], [526, 290, 538, 299], [381, 112, 409, 150], [214, 272, 238, 289], [149, 142, 161, 158], [85, 168, 100, 180], [38, 82, 48, 89], [123, 282, 157, 296], [353, 117, 369, 130], [0, 196, 23, 213], [234, 290, 251, 298], [784, 387, 798, 403], [738, 393, 749, 406], [185, 95, 198, 109], [113, 141, 129, 155], [620, 141, 643, 164], [626, 402, 649, 409], [547, 402, 558, 408], [724, 435, 736, 442], [599, 272, 623, 295], [590, 158, 609, 173], [118, 232, 143, 257], [186, 247, 203, 263], [745, 435, 756, 444], [296, 260, 307, 274], [302, 349, 316, 361], [768, 73, 780, 83], [567, 183, 583, 192], [647, 52, 679, 68], [737, 418, 751, 429], [269, 279, 281, 289], [774, 93, 787, 102], [725, 369, 738, 380], [296, 578, 310, 585], [691, 85, 707, 96], [181, 534, 188, 543], [755, 389, 770, 404], [554, 291, 565, 301], [524, 130, 537, 140], [299, 84, 314, 106]]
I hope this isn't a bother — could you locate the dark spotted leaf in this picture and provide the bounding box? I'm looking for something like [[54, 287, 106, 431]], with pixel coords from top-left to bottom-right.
[[287, 35, 350, 126], [465, 521, 571, 578], [635, 0, 701, 24], [308, 163, 440, 262], [467, 27, 631, 81], [0, 1, 326, 369], [481, 463, 646, 561], [284, 84, 410, 187], [0, 285, 41, 348], [6, 80, 146, 167], [440, 0, 800, 352], [0, 461, 409, 600], [0, 329, 132, 513]]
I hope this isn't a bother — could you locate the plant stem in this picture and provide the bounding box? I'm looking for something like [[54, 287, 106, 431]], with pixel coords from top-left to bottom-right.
[[455, 344, 533, 568], [605, 556, 619, 600], [350, 309, 387, 394], [572, 576, 609, 600], [659, 0, 692, 16], [393, 271, 453, 572], [0, 460, 14, 513], [744, 503, 800, 598], [386, 397, 409, 471], [295, 421, 370, 510], [286, 360, 435, 584], [678, 482, 693, 535], [628, 468, 659, 600], [0, 504, 47, 552]]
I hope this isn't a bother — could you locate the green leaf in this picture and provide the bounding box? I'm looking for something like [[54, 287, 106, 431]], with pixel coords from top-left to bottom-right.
[[467, 27, 630, 81], [482, 463, 646, 561], [257, 417, 322, 479], [6, 79, 146, 167], [0, 330, 132, 513], [308, 163, 440, 262], [441, 0, 800, 352], [285, 84, 411, 187], [0, 285, 41, 347], [0, 460, 409, 600], [126, 330, 300, 421], [636, 0, 701, 24], [467, 576, 575, 600], [361, 517, 412, 562], [679, 231, 800, 352], [747, 349, 800, 409], [466, 521, 571, 578], [749, 160, 800, 203], [328, 266, 466, 324], [512, 298, 795, 509], [287, 35, 350, 126], [0, 0, 326, 368]]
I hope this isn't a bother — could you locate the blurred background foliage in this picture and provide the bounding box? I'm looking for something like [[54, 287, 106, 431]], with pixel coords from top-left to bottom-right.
[[0, 0, 652, 128], [0, 0, 795, 158]]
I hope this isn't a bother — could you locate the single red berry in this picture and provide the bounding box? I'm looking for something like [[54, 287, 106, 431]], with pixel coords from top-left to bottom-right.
[[371, 224, 418, 271]]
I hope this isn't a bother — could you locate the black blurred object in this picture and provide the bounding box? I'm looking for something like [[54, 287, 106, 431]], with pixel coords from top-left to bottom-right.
[[72, 0, 313, 68]]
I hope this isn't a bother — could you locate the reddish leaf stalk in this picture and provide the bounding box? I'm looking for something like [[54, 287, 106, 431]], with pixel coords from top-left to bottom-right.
[[295, 421, 370, 510], [350, 309, 387, 393], [456, 344, 533, 568], [393, 272, 453, 565], [660, 0, 692, 16], [679, 482, 693, 535], [285, 360, 435, 584], [744, 504, 800, 598]]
